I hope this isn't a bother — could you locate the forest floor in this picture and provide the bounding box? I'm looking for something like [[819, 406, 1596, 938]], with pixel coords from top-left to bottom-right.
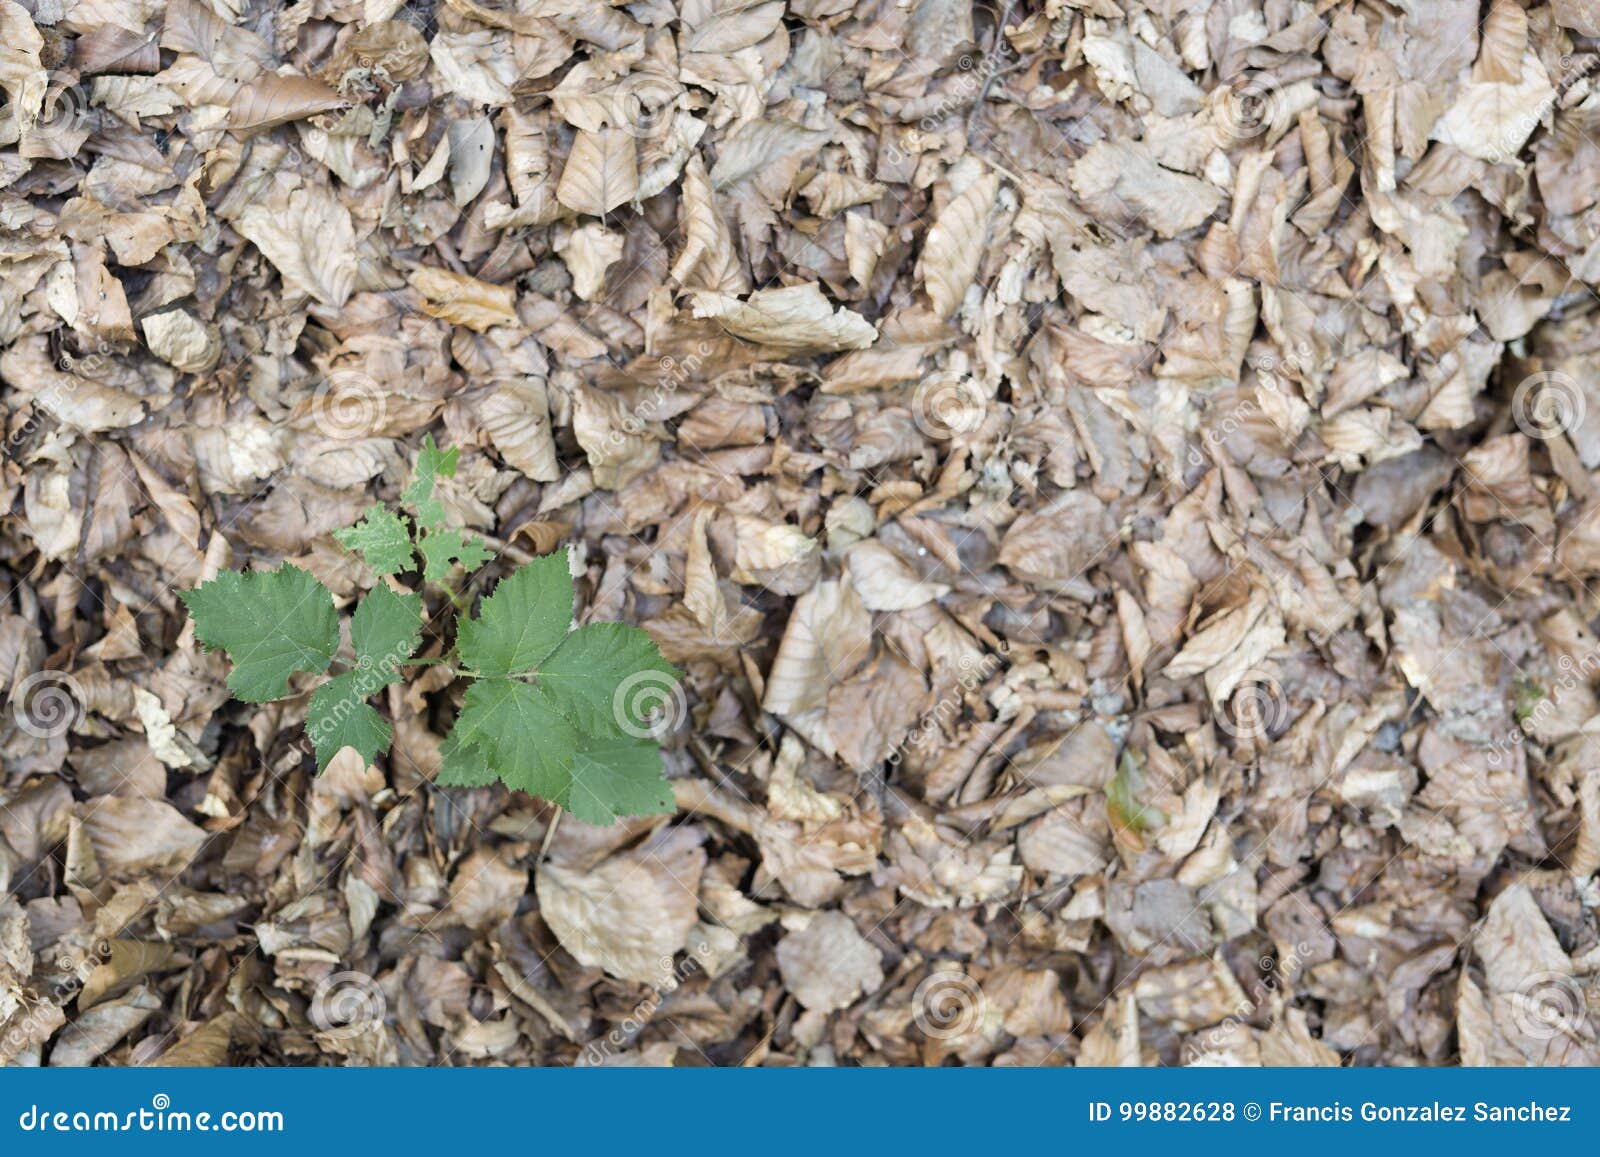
[[2, 0, 1599, 1066]]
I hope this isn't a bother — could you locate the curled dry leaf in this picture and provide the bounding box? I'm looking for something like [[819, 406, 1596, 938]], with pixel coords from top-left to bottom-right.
[[408, 267, 520, 332], [691, 284, 877, 352], [918, 170, 1000, 318]]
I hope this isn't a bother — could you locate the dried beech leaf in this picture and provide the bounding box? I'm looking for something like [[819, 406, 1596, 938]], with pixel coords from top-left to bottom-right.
[[1432, 52, 1554, 162], [918, 170, 999, 317], [229, 73, 346, 130], [556, 128, 639, 217], [234, 184, 357, 307], [690, 284, 876, 352], [408, 267, 520, 332], [535, 829, 705, 983]]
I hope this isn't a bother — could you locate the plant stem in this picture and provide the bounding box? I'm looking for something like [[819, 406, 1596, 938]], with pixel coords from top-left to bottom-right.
[[538, 806, 563, 862]]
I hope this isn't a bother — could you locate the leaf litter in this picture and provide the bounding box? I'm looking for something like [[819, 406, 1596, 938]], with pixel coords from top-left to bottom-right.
[[2, 0, 1600, 1068]]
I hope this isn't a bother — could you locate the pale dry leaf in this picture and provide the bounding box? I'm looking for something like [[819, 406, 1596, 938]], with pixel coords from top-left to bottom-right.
[[671, 154, 746, 293], [1432, 51, 1554, 162], [141, 309, 220, 374], [775, 911, 884, 1012], [680, 0, 786, 53], [78, 799, 206, 877], [730, 514, 821, 596], [845, 211, 889, 286], [479, 379, 559, 482], [763, 579, 872, 716], [918, 170, 999, 317], [234, 183, 357, 307], [408, 267, 520, 332], [535, 829, 706, 984], [571, 385, 661, 490], [556, 128, 639, 217], [690, 283, 876, 352], [0, 1, 45, 133], [1476, 0, 1529, 85], [845, 540, 950, 610], [555, 222, 624, 301]]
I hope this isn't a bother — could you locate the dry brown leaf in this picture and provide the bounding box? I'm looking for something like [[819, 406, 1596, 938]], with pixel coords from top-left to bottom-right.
[[234, 183, 357, 307], [556, 128, 639, 217], [535, 829, 706, 983], [408, 267, 520, 332], [691, 284, 876, 351], [918, 170, 999, 318], [229, 73, 346, 130]]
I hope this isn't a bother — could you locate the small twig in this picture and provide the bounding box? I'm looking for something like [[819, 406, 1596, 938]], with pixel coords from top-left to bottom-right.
[[538, 806, 564, 862], [475, 532, 537, 565], [965, 1, 1024, 143]]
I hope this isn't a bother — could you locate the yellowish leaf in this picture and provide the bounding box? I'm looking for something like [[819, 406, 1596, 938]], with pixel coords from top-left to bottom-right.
[[407, 266, 520, 332]]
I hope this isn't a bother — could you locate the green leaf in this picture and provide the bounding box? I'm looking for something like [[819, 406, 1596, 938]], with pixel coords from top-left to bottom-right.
[[349, 583, 423, 684], [180, 565, 339, 702], [564, 734, 674, 825], [457, 551, 573, 676], [1107, 748, 1165, 837], [417, 528, 494, 583], [402, 434, 459, 530], [306, 672, 392, 771], [432, 545, 680, 825], [449, 678, 575, 799], [298, 584, 421, 773], [536, 622, 680, 738], [445, 680, 673, 822], [436, 730, 496, 787], [334, 505, 414, 577]]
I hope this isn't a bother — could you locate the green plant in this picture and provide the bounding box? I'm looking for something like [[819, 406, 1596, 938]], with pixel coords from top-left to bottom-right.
[[180, 438, 681, 825], [1512, 677, 1546, 727]]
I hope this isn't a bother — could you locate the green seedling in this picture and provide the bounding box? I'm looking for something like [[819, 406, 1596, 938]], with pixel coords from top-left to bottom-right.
[[180, 437, 681, 825]]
